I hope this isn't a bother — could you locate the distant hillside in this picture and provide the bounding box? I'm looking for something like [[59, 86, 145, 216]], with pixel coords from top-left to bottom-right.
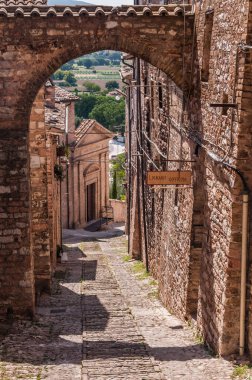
[[48, 0, 92, 5]]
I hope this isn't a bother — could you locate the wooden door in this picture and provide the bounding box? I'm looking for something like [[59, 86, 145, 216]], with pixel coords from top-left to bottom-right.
[[86, 183, 96, 222]]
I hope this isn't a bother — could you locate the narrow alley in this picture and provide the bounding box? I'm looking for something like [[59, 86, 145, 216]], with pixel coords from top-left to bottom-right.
[[0, 226, 234, 380]]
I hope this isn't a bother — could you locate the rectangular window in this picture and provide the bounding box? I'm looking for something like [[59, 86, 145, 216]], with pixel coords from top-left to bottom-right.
[[201, 11, 214, 82], [150, 79, 154, 118], [222, 93, 228, 116], [158, 82, 163, 109]]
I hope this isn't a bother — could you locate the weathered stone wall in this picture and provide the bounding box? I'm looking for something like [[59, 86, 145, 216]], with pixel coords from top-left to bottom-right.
[[0, 129, 35, 318], [194, 0, 249, 356], [30, 85, 63, 298], [241, 0, 252, 357], [30, 88, 52, 296], [45, 134, 61, 273], [127, 0, 252, 356]]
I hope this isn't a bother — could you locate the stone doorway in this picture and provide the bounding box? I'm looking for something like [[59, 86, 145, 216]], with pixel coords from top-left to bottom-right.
[[87, 183, 96, 222]]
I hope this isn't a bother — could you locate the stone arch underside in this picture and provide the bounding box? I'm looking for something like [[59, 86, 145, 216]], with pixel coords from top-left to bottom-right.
[[0, 10, 194, 128]]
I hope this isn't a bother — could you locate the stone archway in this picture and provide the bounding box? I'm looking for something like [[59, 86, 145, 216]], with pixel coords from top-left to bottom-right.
[[0, 4, 194, 317]]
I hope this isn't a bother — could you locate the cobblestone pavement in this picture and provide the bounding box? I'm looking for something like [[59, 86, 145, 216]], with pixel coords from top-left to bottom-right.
[[0, 227, 234, 379]]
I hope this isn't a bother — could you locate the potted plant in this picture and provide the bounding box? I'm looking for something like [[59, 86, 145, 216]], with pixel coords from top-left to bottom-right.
[[54, 163, 65, 181], [57, 144, 71, 159], [65, 145, 71, 159]]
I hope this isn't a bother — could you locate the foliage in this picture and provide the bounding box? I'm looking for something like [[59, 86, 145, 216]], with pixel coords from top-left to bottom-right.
[[123, 255, 131, 262], [65, 145, 71, 158], [76, 50, 121, 69], [53, 70, 65, 80], [232, 364, 251, 378], [76, 55, 115, 67], [75, 93, 97, 120], [54, 164, 65, 181], [75, 94, 125, 131], [61, 61, 74, 71], [83, 81, 101, 93], [53, 71, 76, 86], [89, 96, 125, 131], [110, 153, 126, 200], [132, 261, 146, 273], [80, 58, 93, 69], [105, 80, 119, 91], [56, 144, 70, 158], [111, 171, 117, 199], [63, 71, 77, 87], [108, 51, 121, 60], [75, 116, 82, 128]]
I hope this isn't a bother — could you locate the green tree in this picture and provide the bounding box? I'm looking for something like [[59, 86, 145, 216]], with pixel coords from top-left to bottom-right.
[[109, 51, 121, 60], [105, 80, 119, 91], [83, 81, 101, 93], [53, 70, 65, 80], [83, 58, 93, 69], [111, 171, 117, 199], [61, 62, 74, 71], [75, 93, 98, 121], [89, 97, 125, 131], [95, 57, 110, 66], [110, 153, 126, 200], [75, 116, 82, 128], [75, 94, 125, 130], [64, 71, 77, 86]]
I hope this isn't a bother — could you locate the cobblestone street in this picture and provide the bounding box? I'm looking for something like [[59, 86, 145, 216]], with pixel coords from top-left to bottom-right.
[[0, 227, 234, 379]]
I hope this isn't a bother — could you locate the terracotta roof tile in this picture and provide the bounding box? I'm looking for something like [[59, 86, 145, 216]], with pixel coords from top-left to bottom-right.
[[0, 0, 46, 5], [55, 86, 79, 103], [45, 102, 65, 132], [75, 119, 94, 145]]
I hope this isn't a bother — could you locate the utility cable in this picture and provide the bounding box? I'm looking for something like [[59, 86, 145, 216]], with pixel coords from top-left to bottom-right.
[[134, 126, 160, 170]]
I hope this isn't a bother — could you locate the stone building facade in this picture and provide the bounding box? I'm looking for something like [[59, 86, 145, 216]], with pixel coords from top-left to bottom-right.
[[62, 119, 113, 229], [125, 0, 252, 357], [29, 81, 79, 297], [31, 81, 112, 296]]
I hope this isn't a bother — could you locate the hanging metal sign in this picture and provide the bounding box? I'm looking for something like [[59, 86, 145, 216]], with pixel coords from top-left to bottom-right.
[[146, 171, 192, 186]]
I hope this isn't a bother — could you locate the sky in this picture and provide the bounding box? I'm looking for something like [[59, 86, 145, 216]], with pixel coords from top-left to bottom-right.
[[48, 0, 133, 5], [48, 0, 133, 9], [90, 0, 132, 4]]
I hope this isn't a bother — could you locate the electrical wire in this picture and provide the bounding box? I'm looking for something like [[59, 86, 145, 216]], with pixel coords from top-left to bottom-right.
[[134, 126, 160, 170], [142, 129, 167, 159]]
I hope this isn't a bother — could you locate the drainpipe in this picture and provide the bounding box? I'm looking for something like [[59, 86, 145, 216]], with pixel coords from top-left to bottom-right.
[[240, 190, 249, 356], [65, 103, 70, 229], [217, 161, 249, 356], [136, 58, 149, 271]]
